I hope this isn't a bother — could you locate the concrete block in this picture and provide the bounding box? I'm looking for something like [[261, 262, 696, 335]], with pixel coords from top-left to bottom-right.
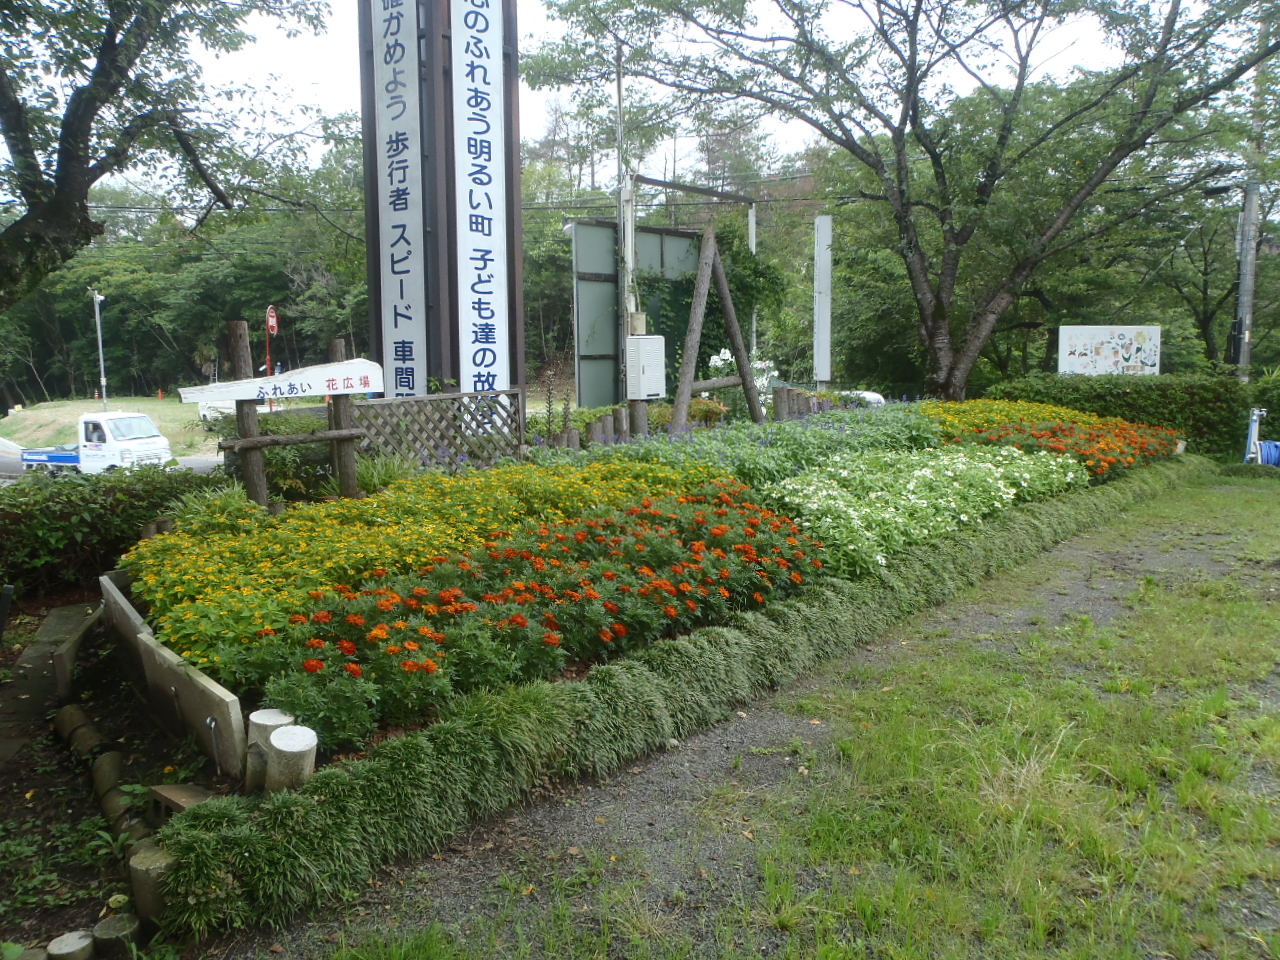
[[45, 930, 93, 960], [128, 841, 175, 925], [52, 705, 90, 742], [147, 783, 212, 824], [68, 724, 109, 759], [99, 571, 245, 777], [52, 604, 102, 701], [91, 751, 124, 798], [92, 912, 139, 959]]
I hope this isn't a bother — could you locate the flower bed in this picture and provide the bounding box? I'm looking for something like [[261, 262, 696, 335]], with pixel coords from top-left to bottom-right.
[[258, 482, 823, 747], [764, 445, 1088, 577], [527, 406, 942, 486], [921, 399, 1181, 480], [153, 456, 1217, 937], [121, 459, 722, 663]]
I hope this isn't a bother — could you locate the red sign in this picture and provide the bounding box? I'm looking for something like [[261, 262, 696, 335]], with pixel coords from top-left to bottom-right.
[[266, 304, 279, 336]]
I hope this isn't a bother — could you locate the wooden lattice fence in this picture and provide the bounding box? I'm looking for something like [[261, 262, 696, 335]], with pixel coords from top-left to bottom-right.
[[354, 390, 524, 469]]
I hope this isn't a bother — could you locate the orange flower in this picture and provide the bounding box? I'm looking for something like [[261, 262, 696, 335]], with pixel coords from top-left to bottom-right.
[[303, 658, 325, 673], [386, 644, 403, 655], [611, 622, 628, 637], [404, 640, 420, 651], [345, 614, 366, 627], [753, 591, 766, 604], [790, 571, 804, 584], [664, 604, 678, 618], [338, 640, 357, 656], [344, 662, 363, 678], [401, 659, 420, 673], [311, 610, 333, 624], [305, 637, 326, 649], [543, 631, 562, 647], [422, 658, 439, 673], [289, 614, 308, 625]]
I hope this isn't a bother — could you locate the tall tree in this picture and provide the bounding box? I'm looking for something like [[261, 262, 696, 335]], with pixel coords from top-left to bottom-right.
[[529, 0, 1280, 398], [0, 0, 325, 313]]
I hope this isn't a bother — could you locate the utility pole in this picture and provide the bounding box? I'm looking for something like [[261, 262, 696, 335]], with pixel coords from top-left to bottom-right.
[[91, 289, 107, 410], [1235, 13, 1270, 382]]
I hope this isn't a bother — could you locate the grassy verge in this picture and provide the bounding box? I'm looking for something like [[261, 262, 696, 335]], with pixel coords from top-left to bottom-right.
[[330, 468, 1280, 959]]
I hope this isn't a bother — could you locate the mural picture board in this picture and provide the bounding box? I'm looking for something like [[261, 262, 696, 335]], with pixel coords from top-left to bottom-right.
[[1058, 326, 1160, 376]]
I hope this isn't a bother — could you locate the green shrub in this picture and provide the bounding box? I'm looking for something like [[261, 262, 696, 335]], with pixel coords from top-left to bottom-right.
[[313, 453, 421, 497], [984, 372, 1249, 456], [218, 408, 333, 501], [525, 407, 942, 487], [0, 465, 219, 593]]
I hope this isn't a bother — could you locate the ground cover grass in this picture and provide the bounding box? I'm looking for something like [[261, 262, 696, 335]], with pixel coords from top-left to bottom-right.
[[327, 473, 1280, 960]]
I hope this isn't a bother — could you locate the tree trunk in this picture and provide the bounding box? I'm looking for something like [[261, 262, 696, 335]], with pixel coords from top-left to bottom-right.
[[0, 197, 104, 315]]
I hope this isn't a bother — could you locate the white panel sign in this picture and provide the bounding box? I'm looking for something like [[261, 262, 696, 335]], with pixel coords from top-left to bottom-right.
[[452, 0, 510, 394], [1058, 326, 1161, 376], [371, 0, 428, 396], [814, 215, 833, 383], [178, 360, 384, 403]]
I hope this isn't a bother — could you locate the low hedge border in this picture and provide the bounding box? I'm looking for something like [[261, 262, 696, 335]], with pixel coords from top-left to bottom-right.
[[155, 455, 1216, 936]]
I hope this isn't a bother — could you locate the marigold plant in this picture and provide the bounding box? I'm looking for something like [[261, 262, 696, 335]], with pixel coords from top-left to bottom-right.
[[921, 400, 1180, 480], [249, 482, 824, 746], [122, 459, 725, 666]]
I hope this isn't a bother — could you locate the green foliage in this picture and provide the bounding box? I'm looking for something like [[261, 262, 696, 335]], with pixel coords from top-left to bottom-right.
[[314, 453, 422, 498], [218, 409, 334, 501], [164, 482, 268, 537], [526, 407, 943, 487], [0, 813, 123, 923], [984, 373, 1251, 456], [765, 446, 1089, 578], [155, 455, 1213, 934], [0, 465, 218, 591]]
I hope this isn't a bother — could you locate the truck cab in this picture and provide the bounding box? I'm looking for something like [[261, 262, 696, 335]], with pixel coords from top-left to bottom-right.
[[21, 412, 174, 474]]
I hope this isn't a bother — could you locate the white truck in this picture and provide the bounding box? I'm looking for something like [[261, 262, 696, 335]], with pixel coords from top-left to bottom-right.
[[20, 411, 174, 474]]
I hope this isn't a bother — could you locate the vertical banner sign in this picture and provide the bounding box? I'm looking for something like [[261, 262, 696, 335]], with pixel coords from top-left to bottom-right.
[[371, 0, 428, 397], [813, 215, 833, 385], [452, 0, 510, 393]]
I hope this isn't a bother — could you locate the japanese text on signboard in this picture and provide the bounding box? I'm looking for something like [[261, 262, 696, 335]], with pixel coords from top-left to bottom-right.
[[372, 0, 428, 396], [452, 0, 509, 394]]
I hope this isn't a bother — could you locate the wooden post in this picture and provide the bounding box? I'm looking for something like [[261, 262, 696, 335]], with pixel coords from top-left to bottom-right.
[[613, 406, 630, 444], [773, 386, 789, 421], [328, 339, 361, 498], [227, 320, 269, 506], [712, 249, 766, 424], [629, 401, 649, 437], [671, 228, 717, 433]]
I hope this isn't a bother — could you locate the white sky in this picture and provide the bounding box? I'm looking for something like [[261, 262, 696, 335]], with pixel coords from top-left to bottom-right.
[[198, 2, 562, 151], [194, 2, 1121, 180]]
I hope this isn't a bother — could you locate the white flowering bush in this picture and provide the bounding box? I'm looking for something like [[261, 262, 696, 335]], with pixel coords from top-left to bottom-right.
[[708, 348, 778, 401], [764, 446, 1088, 577]]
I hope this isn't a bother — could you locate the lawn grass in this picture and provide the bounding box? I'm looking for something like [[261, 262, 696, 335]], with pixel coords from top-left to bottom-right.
[[331, 474, 1280, 960]]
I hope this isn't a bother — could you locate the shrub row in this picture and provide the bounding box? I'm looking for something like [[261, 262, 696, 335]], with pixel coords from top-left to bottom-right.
[[526, 407, 943, 487], [983, 372, 1249, 456], [0, 466, 218, 593], [155, 455, 1215, 936]]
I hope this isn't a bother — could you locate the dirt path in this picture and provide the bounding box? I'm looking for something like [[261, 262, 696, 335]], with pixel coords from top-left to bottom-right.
[[189, 476, 1279, 960]]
